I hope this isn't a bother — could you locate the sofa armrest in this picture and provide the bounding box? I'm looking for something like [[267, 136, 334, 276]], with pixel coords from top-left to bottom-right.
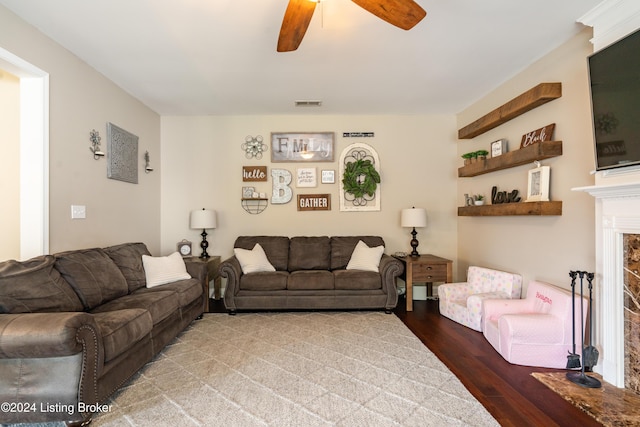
[[0, 312, 100, 359], [499, 313, 564, 343], [379, 254, 403, 310], [0, 313, 102, 420], [219, 256, 242, 311], [438, 282, 472, 301], [482, 298, 532, 322]]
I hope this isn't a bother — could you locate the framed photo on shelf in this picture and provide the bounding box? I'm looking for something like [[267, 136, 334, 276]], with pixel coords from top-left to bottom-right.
[[490, 139, 508, 157], [525, 165, 550, 202]]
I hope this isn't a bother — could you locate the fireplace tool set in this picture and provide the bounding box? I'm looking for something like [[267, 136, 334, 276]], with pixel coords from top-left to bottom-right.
[[566, 270, 601, 388]]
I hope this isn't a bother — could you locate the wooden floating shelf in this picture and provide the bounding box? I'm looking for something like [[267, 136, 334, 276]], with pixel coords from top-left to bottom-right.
[[458, 140, 563, 177], [458, 83, 562, 140], [458, 201, 562, 216]]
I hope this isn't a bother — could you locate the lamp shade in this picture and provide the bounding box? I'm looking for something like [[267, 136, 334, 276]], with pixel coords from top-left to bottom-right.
[[401, 208, 427, 228], [190, 209, 217, 230]]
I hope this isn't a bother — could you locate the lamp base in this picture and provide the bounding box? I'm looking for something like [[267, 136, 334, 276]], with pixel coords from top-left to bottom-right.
[[199, 230, 210, 259], [409, 227, 420, 257]]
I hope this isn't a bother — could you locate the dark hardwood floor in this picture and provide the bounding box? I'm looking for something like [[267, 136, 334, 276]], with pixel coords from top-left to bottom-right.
[[209, 298, 600, 426], [394, 299, 601, 427]]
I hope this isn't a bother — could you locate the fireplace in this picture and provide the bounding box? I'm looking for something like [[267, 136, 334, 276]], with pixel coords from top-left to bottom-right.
[[624, 233, 640, 393], [577, 181, 640, 390]]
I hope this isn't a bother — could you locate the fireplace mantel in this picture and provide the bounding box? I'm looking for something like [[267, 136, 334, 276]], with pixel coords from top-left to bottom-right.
[[574, 182, 640, 388], [574, 182, 640, 199]]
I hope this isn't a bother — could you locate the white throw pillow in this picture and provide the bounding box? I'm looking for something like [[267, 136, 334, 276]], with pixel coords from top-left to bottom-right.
[[142, 252, 191, 288], [234, 243, 276, 274], [346, 240, 385, 272]]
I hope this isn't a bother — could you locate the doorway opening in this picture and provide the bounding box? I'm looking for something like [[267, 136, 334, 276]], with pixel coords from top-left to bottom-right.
[[0, 47, 49, 259]]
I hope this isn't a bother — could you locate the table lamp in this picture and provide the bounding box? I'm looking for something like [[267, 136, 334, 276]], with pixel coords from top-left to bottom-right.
[[401, 207, 427, 257], [190, 208, 217, 258]]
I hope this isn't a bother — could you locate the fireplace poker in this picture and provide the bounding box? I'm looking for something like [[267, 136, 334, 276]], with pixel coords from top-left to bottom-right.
[[566, 271, 581, 369]]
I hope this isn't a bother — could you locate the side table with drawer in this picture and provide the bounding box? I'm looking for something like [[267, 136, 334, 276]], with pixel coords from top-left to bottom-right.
[[393, 254, 453, 311]]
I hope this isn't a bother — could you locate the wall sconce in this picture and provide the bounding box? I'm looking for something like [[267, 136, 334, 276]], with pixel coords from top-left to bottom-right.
[[144, 151, 154, 173], [89, 129, 105, 160]]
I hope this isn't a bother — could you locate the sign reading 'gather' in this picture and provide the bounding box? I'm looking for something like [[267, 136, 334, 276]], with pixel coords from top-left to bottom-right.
[[297, 194, 331, 211]]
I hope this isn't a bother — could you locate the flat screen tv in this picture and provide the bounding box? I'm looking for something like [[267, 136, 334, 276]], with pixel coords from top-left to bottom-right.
[[588, 27, 640, 171]]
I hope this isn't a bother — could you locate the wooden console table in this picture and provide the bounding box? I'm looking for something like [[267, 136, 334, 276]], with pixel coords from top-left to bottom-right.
[[393, 254, 453, 311]]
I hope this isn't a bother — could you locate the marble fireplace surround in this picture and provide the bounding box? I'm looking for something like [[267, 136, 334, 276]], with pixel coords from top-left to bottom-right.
[[576, 180, 640, 390]]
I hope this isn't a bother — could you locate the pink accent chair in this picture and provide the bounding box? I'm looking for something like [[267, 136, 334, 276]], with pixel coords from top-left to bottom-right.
[[438, 266, 522, 332], [482, 280, 588, 369]]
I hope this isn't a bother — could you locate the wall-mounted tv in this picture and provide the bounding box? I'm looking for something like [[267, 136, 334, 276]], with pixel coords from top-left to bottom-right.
[[588, 27, 640, 171]]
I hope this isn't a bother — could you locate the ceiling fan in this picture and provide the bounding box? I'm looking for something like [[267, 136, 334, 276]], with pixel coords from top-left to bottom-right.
[[277, 0, 427, 52]]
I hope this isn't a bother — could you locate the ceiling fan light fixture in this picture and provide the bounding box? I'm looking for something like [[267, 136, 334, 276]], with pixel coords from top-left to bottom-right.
[[295, 100, 323, 107]]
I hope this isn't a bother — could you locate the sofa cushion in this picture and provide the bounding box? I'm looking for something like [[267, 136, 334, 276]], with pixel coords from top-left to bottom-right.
[[333, 269, 382, 290], [0, 256, 84, 313], [234, 244, 276, 274], [288, 236, 331, 271], [330, 236, 385, 270], [142, 252, 191, 288], [346, 240, 384, 272], [92, 309, 153, 362], [239, 271, 288, 291], [134, 278, 202, 308], [234, 236, 289, 271], [288, 270, 334, 290], [90, 289, 178, 325], [55, 248, 129, 310], [104, 242, 151, 293]]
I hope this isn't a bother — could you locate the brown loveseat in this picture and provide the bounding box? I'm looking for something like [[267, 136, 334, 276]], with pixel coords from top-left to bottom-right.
[[220, 236, 403, 314], [0, 243, 207, 426]]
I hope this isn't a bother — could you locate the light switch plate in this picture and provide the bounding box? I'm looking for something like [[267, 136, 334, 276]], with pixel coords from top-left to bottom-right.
[[71, 205, 86, 219]]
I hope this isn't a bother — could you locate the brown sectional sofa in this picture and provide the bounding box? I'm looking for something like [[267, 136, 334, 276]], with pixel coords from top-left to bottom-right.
[[0, 243, 207, 426], [220, 236, 404, 313]]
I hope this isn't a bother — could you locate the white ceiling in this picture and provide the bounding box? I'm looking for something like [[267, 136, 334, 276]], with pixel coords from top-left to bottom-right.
[[0, 0, 602, 115]]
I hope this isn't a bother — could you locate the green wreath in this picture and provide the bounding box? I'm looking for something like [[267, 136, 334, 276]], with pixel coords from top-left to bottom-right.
[[342, 159, 380, 198]]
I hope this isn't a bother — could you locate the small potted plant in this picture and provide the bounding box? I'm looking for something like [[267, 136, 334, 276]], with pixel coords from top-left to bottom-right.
[[474, 194, 485, 206], [475, 150, 489, 161], [461, 152, 474, 166]]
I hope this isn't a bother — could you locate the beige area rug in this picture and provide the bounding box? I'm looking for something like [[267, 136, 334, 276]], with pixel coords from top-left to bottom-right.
[[13, 312, 499, 427], [532, 372, 640, 426]]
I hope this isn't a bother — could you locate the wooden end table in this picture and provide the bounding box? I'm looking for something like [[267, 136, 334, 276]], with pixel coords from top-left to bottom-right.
[[393, 254, 453, 311], [185, 256, 221, 312]]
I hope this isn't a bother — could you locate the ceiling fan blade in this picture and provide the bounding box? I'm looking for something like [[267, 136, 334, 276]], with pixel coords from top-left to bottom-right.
[[277, 0, 317, 52], [351, 0, 426, 30]]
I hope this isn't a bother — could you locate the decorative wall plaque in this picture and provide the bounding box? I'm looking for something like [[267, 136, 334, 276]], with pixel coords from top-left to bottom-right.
[[107, 122, 138, 184], [339, 142, 381, 212], [297, 194, 331, 211], [242, 166, 268, 182], [271, 168, 293, 204], [521, 123, 555, 148], [271, 132, 334, 162]]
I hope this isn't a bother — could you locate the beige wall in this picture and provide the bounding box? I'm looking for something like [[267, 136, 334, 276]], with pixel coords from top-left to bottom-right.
[[456, 28, 596, 291], [0, 6, 162, 255], [0, 68, 20, 260], [160, 115, 460, 275]]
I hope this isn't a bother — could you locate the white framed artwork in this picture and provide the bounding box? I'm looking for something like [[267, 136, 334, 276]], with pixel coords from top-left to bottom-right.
[[296, 168, 317, 187], [525, 165, 550, 202], [321, 170, 335, 184]]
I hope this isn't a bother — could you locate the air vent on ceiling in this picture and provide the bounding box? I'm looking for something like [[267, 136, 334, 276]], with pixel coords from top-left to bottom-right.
[[295, 100, 322, 107]]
